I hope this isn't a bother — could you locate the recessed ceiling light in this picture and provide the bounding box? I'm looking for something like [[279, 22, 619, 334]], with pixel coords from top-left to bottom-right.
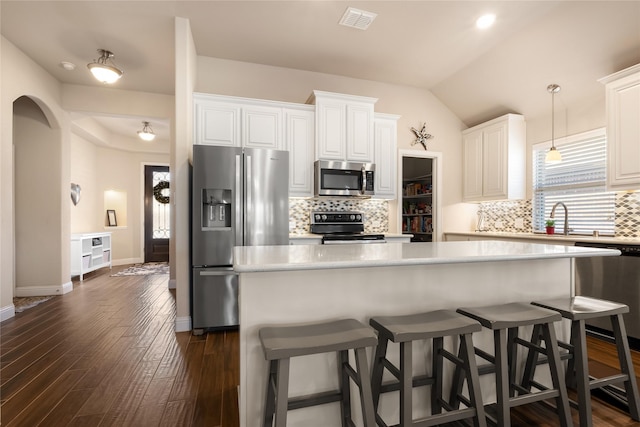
[[59, 61, 76, 71], [339, 7, 377, 30], [476, 13, 496, 30]]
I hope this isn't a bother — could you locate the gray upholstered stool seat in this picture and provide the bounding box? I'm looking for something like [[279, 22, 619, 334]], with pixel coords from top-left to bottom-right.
[[456, 302, 572, 427], [369, 310, 487, 427], [259, 318, 377, 427], [528, 296, 640, 427]]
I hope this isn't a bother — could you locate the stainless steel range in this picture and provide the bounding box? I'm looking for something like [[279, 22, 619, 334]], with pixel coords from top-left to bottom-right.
[[310, 211, 386, 244]]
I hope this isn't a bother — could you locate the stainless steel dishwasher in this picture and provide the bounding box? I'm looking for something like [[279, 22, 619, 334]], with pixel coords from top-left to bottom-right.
[[574, 241, 640, 350]]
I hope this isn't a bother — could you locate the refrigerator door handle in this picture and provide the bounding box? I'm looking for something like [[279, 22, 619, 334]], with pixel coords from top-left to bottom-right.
[[246, 154, 253, 219], [235, 154, 242, 245]]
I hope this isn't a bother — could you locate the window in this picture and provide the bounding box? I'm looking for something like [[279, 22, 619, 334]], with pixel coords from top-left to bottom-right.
[[533, 128, 615, 235]]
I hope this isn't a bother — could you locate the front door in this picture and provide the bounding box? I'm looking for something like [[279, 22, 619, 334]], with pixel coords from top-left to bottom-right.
[[144, 165, 170, 262]]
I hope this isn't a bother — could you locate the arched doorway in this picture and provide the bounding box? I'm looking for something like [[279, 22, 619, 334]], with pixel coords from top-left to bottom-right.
[[13, 96, 66, 296]]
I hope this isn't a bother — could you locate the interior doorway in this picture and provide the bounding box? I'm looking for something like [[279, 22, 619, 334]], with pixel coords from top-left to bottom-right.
[[398, 150, 442, 242], [144, 165, 170, 263]]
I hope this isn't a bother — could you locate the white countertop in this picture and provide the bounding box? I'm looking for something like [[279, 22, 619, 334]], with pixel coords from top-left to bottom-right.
[[234, 240, 620, 273], [445, 231, 640, 245]]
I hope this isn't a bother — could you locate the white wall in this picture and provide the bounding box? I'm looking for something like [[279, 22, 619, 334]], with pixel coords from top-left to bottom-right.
[[70, 133, 101, 233], [195, 56, 477, 234]]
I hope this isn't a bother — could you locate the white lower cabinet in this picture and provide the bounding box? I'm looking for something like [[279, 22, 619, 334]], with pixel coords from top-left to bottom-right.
[[600, 64, 640, 190], [374, 113, 399, 198], [71, 232, 112, 281]]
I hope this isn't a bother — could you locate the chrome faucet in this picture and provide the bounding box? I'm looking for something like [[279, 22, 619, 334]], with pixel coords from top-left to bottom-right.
[[550, 202, 569, 235]]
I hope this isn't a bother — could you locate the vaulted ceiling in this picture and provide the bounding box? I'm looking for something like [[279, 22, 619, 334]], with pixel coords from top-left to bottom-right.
[[2, 1, 639, 147]]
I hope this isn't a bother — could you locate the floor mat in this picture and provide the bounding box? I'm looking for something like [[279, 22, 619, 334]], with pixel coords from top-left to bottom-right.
[[111, 262, 169, 276], [14, 296, 55, 313]]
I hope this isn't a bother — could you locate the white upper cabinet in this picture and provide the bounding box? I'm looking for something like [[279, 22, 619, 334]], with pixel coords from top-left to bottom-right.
[[599, 64, 640, 191], [193, 93, 283, 150], [309, 90, 377, 162], [462, 114, 526, 202], [374, 113, 400, 198], [242, 105, 283, 150], [284, 107, 315, 197], [194, 95, 241, 146]]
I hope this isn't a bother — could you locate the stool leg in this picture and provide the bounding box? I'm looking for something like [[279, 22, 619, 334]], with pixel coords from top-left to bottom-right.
[[447, 341, 466, 409], [354, 346, 377, 427], [508, 327, 518, 398], [263, 360, 277, 427], [370, 335, 388, 410], [462, 333, 487, 427], [400, 340, 413, 426], [542, 323, 572, 427], [611, 314, 640, 421], [338, 350, 351, 427], [572, 319, 592, 427], [432, 336, 444, 415], [274, 358, 290, 427], [521, 324, 542, 391], [494, 328, 511, 427]]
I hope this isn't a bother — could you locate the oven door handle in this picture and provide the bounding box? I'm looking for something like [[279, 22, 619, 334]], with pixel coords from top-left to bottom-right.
[[323, 239, 387, 245]]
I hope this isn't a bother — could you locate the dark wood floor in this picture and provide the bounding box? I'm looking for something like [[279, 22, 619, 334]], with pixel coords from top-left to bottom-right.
[[1, 266, 639, 426]]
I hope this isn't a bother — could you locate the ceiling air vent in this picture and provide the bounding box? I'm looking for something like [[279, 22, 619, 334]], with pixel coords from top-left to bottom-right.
[[339, 7, 377, 30]]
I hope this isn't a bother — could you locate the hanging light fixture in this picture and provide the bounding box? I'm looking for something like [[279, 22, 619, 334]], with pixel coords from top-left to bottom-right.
[[87, 49, 123, 84], [137, 121, 156, 141], [545, 83, 562, 164]]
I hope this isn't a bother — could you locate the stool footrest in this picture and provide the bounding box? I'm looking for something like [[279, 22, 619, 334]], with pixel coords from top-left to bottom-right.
[[379, 373, 435, 394], [412, 407, 478, 427], [288, 390, 342, 410], [474, 347, 495, 364], [590, 374, 630, 390], [510, 389, 560, 408]]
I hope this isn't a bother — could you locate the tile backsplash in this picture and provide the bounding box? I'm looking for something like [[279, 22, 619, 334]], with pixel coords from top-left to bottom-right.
[[289, 198, 389, 234], [477, 191, 639, 238]]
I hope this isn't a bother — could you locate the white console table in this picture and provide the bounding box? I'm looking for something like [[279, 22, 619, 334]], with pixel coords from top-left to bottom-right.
[[71, 232, 112, 280]]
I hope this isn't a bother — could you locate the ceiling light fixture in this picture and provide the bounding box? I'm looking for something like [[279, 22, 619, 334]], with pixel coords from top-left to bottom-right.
[[137, 121, 156, 141], [87, 49, 123, 84], [545, 84, 562, 164], [339, 7, 377, 30], [476, 13, 496, 29]]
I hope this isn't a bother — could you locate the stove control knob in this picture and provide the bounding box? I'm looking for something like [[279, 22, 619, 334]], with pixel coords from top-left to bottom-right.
[[314, 214, 321, 222], [356, 214, 362, 221], [321, 214, 327, 221], [350, 214, 355, 221]]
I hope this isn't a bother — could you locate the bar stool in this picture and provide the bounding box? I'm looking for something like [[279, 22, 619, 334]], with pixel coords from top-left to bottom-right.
[[527, 296, 640, 427], [259, 318, 378, 427], [369, 309, 487, 427], [455, 302, 572, 427]]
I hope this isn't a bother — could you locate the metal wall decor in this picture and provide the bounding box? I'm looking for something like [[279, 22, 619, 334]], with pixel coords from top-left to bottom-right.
[[411, 123, 433, 150], [70, 183, 81, 205]]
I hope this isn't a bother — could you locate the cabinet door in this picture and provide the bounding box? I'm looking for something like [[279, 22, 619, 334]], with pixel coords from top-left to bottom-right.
[[606, 73, 640, 190], [374, 116, 398, 198], [347, 103, 374, 162], [242, 105, 283, 150], [316, 100, 346, 160], [462, 130, 483, 201], [194, 101, 241, 146], [481, 122, 508, 199], [285, 108, 315, 197]]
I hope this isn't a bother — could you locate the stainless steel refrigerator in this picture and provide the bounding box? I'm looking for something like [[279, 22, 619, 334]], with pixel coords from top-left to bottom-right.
[[191, 145, 289, 332]]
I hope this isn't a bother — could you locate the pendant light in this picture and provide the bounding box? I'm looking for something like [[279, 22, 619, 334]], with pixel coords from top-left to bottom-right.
[[137, 121, 156, 141], [545, 84, 562, 164], [87, 49, 123, 84]]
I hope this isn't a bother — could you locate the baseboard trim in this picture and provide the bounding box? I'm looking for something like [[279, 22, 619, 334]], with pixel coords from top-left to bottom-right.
[[0, 304, 16, 322], [112, 257, 143, 267], [168, 278, 176, 289], [175, 316, 191, 333], [15, 282, 72, 297]]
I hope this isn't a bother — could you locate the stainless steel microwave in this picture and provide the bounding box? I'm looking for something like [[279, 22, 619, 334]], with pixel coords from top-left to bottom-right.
[[314, 160, 375, 197]]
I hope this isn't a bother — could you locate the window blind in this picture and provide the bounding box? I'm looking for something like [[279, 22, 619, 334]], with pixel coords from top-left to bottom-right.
[[533, 129, 615, 235]]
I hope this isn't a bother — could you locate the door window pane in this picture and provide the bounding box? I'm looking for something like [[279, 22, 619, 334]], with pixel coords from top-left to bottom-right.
[[152, 171, 170, 239]]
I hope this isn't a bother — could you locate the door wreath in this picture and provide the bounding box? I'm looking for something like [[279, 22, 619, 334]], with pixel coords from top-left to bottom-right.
[[153, 180, 170, 204]]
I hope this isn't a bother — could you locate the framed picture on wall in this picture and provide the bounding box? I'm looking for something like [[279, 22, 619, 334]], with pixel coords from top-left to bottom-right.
[[107, 210, 117, 227]]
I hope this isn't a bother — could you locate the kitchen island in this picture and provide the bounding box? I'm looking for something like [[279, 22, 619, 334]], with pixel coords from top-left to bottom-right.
[[234, 240, 620, 427]]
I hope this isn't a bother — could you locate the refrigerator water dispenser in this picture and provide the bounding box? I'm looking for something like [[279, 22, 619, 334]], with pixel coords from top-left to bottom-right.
[[202, 189, 231, 228]]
